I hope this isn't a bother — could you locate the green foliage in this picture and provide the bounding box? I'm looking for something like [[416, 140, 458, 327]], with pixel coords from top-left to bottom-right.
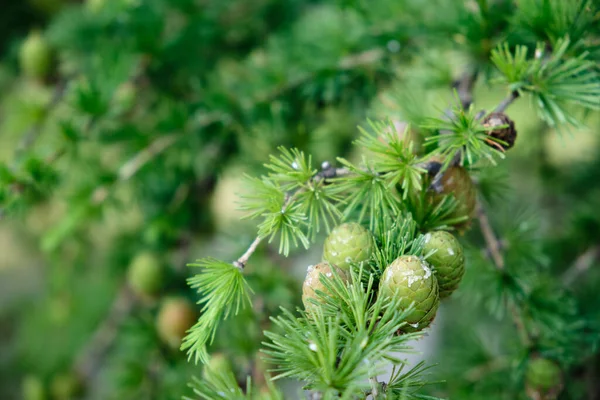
[[183, 259, 253, 363], [492, 37, 600, 126], [263, 269, 437, 398], [354, 120, 425, 197], [422, 98, 506, 166], [2, 0, 600, 399], [333, 158, 401, 231]]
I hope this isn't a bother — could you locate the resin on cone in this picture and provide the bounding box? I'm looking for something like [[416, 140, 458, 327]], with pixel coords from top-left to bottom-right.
[[379, 255, 439, 332], [302, 262, 349, 310], [430, 166, 476, 228], [422, 230, 465, 298]]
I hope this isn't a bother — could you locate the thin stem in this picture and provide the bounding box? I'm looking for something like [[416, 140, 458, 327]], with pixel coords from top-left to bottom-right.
[[369, 376, 380, 398], [234, 236, 263, 270], [476, 198, 532, 346], [455, 69, 479, 108], [74, 285, 137, 382], [561, 245, 600, 286], [232, 164, 350, 270], [464, 357, 510, 382], [509, 302, 531, 347], [494, 90, 520, 113], [15, 80, 67, 159], [256, 48, 385, 103], [476, 198, 505, 270]]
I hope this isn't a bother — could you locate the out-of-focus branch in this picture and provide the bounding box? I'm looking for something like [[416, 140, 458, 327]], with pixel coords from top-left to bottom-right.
[[494, 90, 520, 113], [561, 245, 600, 286], [476, 198, 531, 346], [476, 199, 505, 270], [15, 80, 67, 158], [74, 285, 137, 382]]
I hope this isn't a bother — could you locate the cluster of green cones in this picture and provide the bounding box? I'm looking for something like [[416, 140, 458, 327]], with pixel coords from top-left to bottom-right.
[[302, 222, 466, 333]]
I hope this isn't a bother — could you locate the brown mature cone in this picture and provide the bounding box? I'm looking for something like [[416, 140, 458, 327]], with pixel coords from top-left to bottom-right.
[[302, 262, 349, 310], [482, 112, 517, 150], [429, 166, 477, 229]]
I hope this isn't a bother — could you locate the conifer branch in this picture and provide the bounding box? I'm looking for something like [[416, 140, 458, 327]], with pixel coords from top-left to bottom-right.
[[561, 245, 600, 286], [233, 236, 262, 270], [476, 199, 505, 270], [369, 376, 380, 398], [476, 198, 532, 346], [494, 90, 520, 114], [454, 70, 478, 108], [256, 48, 385, 103], [236, 163, 349, 268], [74, 285, 137, 383], [15, 80, 67, 159]]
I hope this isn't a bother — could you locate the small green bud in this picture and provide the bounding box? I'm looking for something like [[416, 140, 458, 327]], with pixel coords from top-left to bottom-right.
[[379, 255, 439, 332], [127, 252, 164, 297], [323, 222, 374, 270], [113, 82, 136, 111], [203, 353, 232, 380], [422, 230, 465, 298], [302, 262, 349, 310], [20, 31, 52, 80], [22, 375, 46, 400], [156, 297, 197, 348], [526, 357, 562, 392], [50, 372, 82, 400]]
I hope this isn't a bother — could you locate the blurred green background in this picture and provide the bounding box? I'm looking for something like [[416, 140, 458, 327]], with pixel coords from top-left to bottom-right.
[[1, 0, 600, 399]]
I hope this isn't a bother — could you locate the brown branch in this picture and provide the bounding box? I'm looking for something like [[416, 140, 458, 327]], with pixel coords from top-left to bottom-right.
[[256, 48, 386, 104], [476, 198, 532, 346], [90, 135, 179, 205], [494, 90, 520, 114], [476, 198, 505, 270], [561, 245, 600, 286], [454, 70, 479, 109], [233, 236, 263, 270], [232, 164, 349, 270], [15, 80, 67, 158], [464, 357, 511, 382]]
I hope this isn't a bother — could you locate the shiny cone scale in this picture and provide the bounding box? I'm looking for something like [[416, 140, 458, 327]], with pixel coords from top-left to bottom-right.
[[323, 222, 374, 270], [422, 231, 465, 298], [302, 262, 349, 310], [430, 166, 476, 227], [379, 255, 439, 332]]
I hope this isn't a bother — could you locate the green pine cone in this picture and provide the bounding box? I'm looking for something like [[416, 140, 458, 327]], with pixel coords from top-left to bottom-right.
[[379, 255, 439, 332], [422, 231, 465, 298], [302, 262, 349, 310], [20, 31, 52, 80], [127, 251, 164, 297], [323, 222, 374, 270], [526, 358, 562, 391]]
